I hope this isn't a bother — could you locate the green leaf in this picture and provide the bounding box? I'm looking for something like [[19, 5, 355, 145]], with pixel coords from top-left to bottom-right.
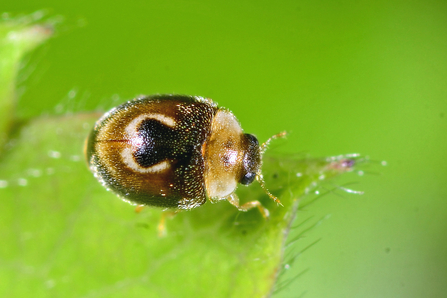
[[0, 113, 362, 297]]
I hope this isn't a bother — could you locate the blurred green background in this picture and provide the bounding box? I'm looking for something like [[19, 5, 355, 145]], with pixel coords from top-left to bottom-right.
[[4, 0, 447, 297]]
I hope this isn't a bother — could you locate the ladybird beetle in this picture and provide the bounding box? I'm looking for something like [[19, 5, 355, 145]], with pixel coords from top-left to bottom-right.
[[85, 94, 284, 218]]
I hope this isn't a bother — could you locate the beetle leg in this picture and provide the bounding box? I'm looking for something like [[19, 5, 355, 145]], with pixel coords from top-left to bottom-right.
[[157, 210, 179, 237], [226, 193, 270, 219], [134, 205, 145, 213]]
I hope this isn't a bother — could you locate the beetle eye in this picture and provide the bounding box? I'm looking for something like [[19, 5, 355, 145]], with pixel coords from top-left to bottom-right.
[[239, 133, 261, 185], [240, 171, 256, 185]]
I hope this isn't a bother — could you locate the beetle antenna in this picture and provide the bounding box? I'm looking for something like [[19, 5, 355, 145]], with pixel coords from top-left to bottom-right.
[[260, 131, 287, 154], [257, 131, 287, 206], [256, 173, 283, 206]]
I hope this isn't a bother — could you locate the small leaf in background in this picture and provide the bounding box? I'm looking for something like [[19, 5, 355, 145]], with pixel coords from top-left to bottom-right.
[[0, 11, 54, 151]]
